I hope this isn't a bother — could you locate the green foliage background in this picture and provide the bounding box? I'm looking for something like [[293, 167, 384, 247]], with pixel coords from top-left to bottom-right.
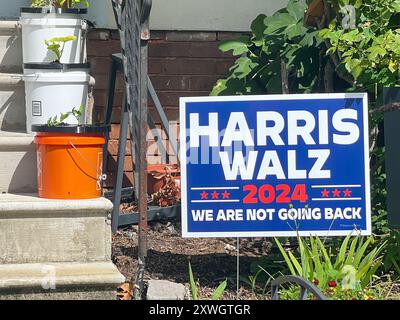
[[212, 0, 400, 275]]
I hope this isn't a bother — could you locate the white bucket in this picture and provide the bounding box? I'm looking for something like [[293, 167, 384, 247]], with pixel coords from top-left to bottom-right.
[[20, 12, 86, 64], [23, 64, 90, 133]]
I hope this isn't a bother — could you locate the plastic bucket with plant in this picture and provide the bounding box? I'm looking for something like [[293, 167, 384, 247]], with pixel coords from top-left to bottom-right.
[[23, 36, 91, 133], [20, 1, 90, 63], [32, 114, 109, 199], [23, 62, 91, 132]]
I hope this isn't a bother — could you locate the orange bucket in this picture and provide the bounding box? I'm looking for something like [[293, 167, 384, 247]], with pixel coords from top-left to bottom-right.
[[34, 132, 106, 199]]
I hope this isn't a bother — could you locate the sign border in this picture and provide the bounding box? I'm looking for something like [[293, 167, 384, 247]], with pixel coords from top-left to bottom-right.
[[179, 93, 371, 238]]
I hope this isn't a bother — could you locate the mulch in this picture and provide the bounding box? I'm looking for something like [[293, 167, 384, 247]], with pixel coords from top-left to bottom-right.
[[112, 219, 277, 300]]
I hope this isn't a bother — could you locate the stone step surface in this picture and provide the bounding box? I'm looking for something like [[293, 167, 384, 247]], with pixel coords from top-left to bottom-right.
[[0, 261, 125, 300], [0, 193, 114, 264], [0, 133, 36, 193]]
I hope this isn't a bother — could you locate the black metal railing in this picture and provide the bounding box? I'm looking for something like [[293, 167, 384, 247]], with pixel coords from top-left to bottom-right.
[[271, 275, 328, 300]]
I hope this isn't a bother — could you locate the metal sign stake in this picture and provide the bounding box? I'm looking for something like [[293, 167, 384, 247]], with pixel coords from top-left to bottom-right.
[[236, 237, 240, 300]]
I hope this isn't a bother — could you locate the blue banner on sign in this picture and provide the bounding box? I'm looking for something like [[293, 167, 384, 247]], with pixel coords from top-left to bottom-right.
[[179, 94, 371, 237]]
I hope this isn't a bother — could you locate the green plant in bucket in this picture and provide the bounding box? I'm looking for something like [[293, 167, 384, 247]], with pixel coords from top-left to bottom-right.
[[45, 35, 77, 63], [32, 0, 90, 8], [47, 105, 84, 126], [59, 0, 90, 8], [31, 0, 53, 6]]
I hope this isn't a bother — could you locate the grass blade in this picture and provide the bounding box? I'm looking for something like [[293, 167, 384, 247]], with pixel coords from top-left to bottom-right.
[[360, 260, 381, 289], [334, 233, 351, 269], [345, 236, 358, 265], [288, 251, 302, 275], [275, 238, 296, 276], [188, 262, 198, 300], [315, 237, 332, 269], [212, 280, 227, 300], [353, 237, 371, 268]]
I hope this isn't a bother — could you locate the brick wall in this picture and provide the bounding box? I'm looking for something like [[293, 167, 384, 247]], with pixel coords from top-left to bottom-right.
[[88, 30, 241, 189]]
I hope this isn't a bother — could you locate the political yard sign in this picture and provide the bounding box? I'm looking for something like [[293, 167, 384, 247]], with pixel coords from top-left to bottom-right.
[[179, 93, 371, 238]]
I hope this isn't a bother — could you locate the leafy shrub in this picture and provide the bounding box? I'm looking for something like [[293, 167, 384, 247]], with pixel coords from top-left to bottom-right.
[[211, 0, 328, 96], [383, 230, 400, 275], [213, 0, 399, 277], [319, 0, 400, 238], [320, 0, 400, 91]]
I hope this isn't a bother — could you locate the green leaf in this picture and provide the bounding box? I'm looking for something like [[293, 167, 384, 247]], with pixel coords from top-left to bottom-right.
[[218, 36, 250, 56], [360, 260, 381, 289], [211, 280, 227, 300], [345, 236, 358, 265], [210, 79, 228, 96], [264, 13, 297, 35], [354, 0, 362, 8], [45, 35, 77, 62], [251, 14, 267, 46], [389, 60, 397, 73], [288, 251, 302, 275], [367, 46, 387, 60], [310, 237, 322, 276], [358, 247, 378, 271], [334, 233, 352, 269], [231, 57, 258, 79], [296, 236, 312, 279], [274, 238, 296, 276], [345, 58, 363, 79], [353, 237, 371, 268], [299, 31, 320, 47], [188, 262, 198, 300], [285, 23, 308, 40], [286, 0, 307, 21], [356, 259, 374, 281], [315, 237, 332, 269], [326, 46, 337, 55], [59, 112, 69, 123]]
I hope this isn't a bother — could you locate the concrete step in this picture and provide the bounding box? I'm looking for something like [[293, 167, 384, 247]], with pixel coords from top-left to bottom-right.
[[0, 194, 112, 264], [0, 261, 125, 300], [0, 21, 22, 73], [0, 133, 36, 193], [0, 193, 114, 264], [0, 72, 26, 133]]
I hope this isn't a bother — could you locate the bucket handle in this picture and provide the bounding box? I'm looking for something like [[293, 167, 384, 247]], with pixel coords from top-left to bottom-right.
[[14, 74, 40, 81], [69, 141, 107, 182]]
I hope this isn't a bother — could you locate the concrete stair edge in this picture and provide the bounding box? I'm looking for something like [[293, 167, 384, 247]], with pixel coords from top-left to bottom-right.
[[0, 193, 113, 215], [0, 72, 23, 86], [0, 21, 19, 32], [0, 261, 125, 291], [0, 135, 33, 148]]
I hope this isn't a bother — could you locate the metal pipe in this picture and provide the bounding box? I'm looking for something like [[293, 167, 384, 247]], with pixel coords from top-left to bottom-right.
[[134, 0, 152, 300]]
